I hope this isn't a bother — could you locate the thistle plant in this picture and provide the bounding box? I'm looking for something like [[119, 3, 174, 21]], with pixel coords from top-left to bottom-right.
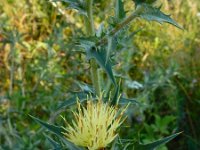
[[31, 0, 182, 149]]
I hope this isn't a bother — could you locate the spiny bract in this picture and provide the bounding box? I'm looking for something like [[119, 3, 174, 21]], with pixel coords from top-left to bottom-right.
[[62, 98, 128, 150]]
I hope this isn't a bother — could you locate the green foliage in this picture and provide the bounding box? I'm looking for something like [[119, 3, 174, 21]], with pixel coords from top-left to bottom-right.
[[30, 0, 181, 148], [134, 132, 182, 150], [135, 3, 183, 29], [78, 37, 117, 85], [30, 115, 83, 150], [1, 0, 200, 149], [29, 115, 65, 137]]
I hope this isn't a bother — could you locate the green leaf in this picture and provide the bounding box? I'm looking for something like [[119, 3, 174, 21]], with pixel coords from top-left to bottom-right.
[[119, 97, 140, 105], [135, 4, 183, 29], [116, 0, 126, 20], [30, 115, 83, 150], [30, 115, 65, 137], [134, 132, 182, 150], [78, 37, 97, 50], [111, 85, 120, 105], [78, 37, 116, 86], [111, 137, 134, 150], [54, 0, 87, 16], [79, 37, 117, 86], [45, 134, 63, 150], [87, 47, 116, 85]]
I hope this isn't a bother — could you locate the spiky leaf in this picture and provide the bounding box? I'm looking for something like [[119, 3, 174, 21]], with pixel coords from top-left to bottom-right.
[[87, 47, 116, 85], [135, 4, 183, 29], [78, 38, 116, 85], [30, 115, 65, 137], [134, 132, 182, 150], [45, 135, 63, 150], [30, 115, 83, 150]]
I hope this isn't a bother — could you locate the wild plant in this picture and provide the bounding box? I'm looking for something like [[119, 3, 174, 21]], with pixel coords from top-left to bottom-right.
[[31, 0, 182, 149]]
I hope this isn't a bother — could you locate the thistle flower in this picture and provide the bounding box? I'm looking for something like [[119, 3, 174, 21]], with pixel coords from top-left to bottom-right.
[[62, 98, 128, 150]]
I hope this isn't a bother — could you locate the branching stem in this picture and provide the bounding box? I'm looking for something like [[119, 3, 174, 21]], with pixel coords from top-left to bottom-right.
[[84, 3, 141, 96], [96, 12, 139, 47]]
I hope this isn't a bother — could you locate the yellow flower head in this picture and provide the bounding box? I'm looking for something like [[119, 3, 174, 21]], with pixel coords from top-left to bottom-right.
[[62, 97, 128, 150]]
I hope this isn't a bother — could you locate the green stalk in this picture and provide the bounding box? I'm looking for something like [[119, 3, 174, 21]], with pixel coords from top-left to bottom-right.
[[90, 60, 101, 96], [85, 0, 94, 35], [85, 0, 101, 96]]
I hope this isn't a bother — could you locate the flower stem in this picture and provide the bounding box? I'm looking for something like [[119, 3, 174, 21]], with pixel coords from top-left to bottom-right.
[[85, 0, 101, 96]]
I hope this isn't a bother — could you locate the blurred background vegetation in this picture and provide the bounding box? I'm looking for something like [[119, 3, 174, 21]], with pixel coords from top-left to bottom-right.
[[0, 0, 199, 149]]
